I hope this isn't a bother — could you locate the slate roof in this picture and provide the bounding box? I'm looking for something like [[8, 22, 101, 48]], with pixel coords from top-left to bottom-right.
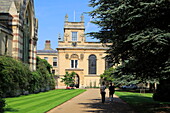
[[37, 50, 58, 54], [0, 0, 24, 13], [0, 0, 13, 13]]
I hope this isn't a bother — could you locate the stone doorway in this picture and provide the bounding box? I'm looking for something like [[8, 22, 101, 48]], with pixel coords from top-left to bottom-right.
[[75, 74, 80, 88]]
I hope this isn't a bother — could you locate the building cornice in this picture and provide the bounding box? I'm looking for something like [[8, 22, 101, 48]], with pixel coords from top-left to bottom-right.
[[57, 47, 109, 50], [0, 25, 13, 35], [65, 68, 84, 71]]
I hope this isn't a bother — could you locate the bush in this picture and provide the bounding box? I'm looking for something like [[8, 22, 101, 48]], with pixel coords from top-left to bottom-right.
[[0, 97, 5, 113], [36, 57, 55, 91], [153, 78, 170, 102], [0, 56, 31, 97], [29, 57, 55, 93], [0, 92, 5, 113], [0, 56, 55, 97]]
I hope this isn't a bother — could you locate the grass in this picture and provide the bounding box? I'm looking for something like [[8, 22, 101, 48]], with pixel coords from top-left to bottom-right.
[[4, 89, 86, 113], [115, 91, 170, 113]]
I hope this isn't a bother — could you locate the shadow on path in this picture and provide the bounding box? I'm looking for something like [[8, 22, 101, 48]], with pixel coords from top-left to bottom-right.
[[79, 97, 135, 113]]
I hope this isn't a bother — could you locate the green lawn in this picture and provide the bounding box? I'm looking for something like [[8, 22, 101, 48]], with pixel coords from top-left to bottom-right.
[[115, 91, 170, 113], [5, 89, 86, 113]]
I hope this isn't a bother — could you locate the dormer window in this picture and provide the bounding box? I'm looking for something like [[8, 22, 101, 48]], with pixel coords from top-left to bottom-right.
[[72, 32, 78, 41]]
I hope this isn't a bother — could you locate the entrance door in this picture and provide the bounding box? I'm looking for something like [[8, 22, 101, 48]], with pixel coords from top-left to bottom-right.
[[75, 75, 80, 88]]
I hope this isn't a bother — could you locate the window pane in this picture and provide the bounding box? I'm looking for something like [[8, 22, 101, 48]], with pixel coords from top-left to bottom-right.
[[71, 60, 74, 68], [89, 55, 97, 74], [72, 32, 77, 41], [44, 57, 48, 61], [53, 62, 57, 67], [71, 60, 78, 68], [52, 70, 55, 74], [53, 57, 57, 62], [75, 60, 78, 68]]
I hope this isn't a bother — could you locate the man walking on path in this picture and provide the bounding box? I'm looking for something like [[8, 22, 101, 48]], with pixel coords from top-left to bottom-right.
[[100, 82, 106, 103], [109, 82, 115, 102]]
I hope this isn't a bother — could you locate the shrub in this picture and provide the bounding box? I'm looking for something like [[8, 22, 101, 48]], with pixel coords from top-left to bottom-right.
[[0, 97, 5, 113], [36, 57, 55, 91], [0, 56, 31, 97], [0, 91, 5, 113], [61, 72, 76, 87], [29, 57, 55, 93], [0, 56, 55, 97]]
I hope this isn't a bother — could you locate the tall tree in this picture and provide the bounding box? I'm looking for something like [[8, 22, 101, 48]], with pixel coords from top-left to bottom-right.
[[88, 0, 170, 79], [88, 0, 170, 101]]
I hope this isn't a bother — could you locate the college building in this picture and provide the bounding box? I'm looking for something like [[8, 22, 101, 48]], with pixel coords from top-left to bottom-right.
[[0, 0, 38, 70], [37, 14, 111, 88]]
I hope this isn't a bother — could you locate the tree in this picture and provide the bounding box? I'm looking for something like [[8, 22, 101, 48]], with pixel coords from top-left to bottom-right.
[[33, 57, 55, 91], [88, 0, 170, 101], [101, 67, 115, 82], [153, 77, 170, 102], [61, 72, 76, 87], [101, 67, 140, 86], [88, 0, 170, 79]]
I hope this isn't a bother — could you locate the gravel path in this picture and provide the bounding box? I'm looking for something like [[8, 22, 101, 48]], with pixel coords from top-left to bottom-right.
[[47, 89, 135, 113]]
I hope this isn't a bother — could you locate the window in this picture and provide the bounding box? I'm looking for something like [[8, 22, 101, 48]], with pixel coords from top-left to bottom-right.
[[22, 10, 31, 63], [44, 57, 48, 61], [71, 60, 78, 68], [52, 70, 55, 75], [53, 57, 57, 67], [89, 55, 97, 74], [72, 32, 78, 41]]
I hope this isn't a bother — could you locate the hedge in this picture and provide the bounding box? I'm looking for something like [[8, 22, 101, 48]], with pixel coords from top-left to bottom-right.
[[0, 56, 55, 97], [0, 92, 5, 113]]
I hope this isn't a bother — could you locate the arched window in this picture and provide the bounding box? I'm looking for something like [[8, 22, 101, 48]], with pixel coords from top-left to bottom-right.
[[89, 55, 97, 74], [23, 8, 31, 63]]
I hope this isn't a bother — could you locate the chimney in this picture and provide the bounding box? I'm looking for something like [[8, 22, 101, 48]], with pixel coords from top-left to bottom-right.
[[44, 40, 53, 50]]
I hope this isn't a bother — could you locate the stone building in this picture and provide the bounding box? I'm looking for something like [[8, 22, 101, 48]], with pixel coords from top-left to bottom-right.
[[37, 40, 58, 85], [37, 14, 111, 88], [0, 0, 38, 70], [37, 40, 58, 87]]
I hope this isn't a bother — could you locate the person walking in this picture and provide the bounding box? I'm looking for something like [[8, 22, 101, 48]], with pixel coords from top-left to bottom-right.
[[100, 82, 106, 103], [109, 82, 115, 102]]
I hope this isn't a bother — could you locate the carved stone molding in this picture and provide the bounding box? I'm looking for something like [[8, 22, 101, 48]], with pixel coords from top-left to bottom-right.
[[65, 54, 69, 59], [80, 54, 84, 60], [64, 33, 69, 41], [70, 54, 79, 59]]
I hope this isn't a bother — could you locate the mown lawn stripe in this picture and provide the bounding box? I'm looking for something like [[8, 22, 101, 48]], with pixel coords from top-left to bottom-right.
[[38, 90, 84, 113], [7, 90, 74, 108], [20, 90, 85, 113], [6, 89, 67, 103], [5, 89, 86, 113], [6, 90, 68, 106]]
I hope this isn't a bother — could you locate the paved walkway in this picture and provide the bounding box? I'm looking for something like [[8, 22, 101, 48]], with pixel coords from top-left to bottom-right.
[[47, 89, 135, 113]]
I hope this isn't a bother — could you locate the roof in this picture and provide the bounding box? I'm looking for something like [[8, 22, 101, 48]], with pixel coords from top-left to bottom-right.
[[57, 47, 109, 50], [0, 23, 13, 34], [0, 0, 25, 13], [37, 50, 58, 54], [0, 0, 13, 13]]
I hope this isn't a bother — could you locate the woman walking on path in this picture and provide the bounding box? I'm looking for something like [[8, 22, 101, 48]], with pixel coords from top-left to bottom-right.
[[109, 83, 115, 102], [100, 82, 106, 103]]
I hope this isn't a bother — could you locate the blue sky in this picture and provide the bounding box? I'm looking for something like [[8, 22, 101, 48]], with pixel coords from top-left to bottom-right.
[[34, 0, 99, 50]]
